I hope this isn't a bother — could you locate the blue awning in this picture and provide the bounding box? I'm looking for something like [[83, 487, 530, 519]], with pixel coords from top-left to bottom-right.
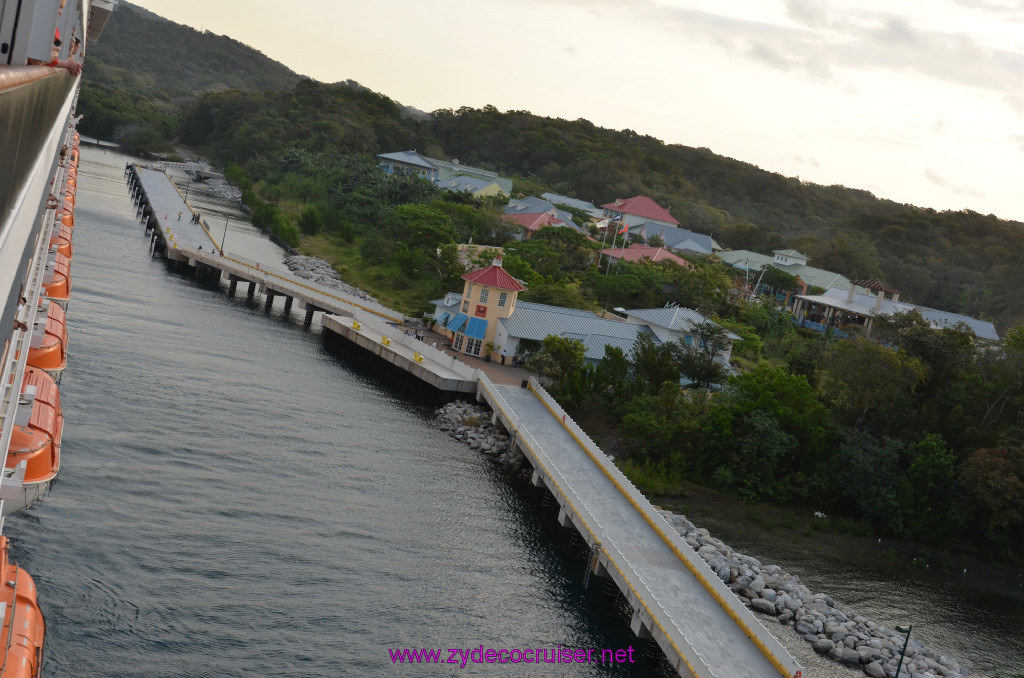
[[435, 311, 451, 325], [465, 317, 488, 340], [446, 312, 468, 333]]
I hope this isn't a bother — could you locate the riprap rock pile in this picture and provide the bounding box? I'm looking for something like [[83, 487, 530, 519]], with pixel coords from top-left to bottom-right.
[[282, 255, 380, 304], [658, 509, 982, 678], [436, 400, 517, 459]]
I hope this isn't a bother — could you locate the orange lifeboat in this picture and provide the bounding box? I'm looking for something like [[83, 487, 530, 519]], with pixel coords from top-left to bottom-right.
[[49, 223, 73, 258], [27, 301, 68, 374], [42, 253, 71, 302], [2, 368, 62, 515], [0, 536, 45, 678], [60, 210, 74, 229]]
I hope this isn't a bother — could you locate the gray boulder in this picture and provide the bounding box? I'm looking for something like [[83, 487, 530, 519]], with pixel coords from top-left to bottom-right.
[[865, 661, 887, 678], [812, 638, 835, 654], [794, 620, 816, 635], [840, 647, 861, 666], [750, 598, 776, 615]]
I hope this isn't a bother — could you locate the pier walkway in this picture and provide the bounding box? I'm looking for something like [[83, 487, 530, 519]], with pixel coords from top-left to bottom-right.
[[479, 377, 801, 678], [127, 165, 405, 324], [123, 165, 801, 678]]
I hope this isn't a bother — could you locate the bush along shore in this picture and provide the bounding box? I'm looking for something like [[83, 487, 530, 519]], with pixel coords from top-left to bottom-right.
[[438, 400, 983, 678]]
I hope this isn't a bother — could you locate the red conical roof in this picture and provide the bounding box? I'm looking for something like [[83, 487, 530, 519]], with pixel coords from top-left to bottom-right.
[[461, 259, 525, 292]]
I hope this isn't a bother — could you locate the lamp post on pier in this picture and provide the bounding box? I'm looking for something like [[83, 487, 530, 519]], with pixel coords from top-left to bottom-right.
[[184, 174, 192, 203], [220, 216, 229, 255], [894, 625, 912, 677]]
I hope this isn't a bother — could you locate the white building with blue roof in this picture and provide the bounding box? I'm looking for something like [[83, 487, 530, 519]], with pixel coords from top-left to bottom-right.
[[793, 281, 999, 341], [541, 193, 603, 220], [504, 196, 580, 228], [378, 151, 513, 194], [432, 286, 738, 364], [639, 223, 717, 255]]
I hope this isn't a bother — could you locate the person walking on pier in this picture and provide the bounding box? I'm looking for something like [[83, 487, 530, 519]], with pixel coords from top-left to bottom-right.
[[500, 349, 507, 365], [178, 210, 182, 221]]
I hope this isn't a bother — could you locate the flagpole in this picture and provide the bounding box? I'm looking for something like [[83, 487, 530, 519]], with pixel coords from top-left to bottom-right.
[[605, 221, 619, 275], [617, 222, 630, 275], [596, 217, 611, 269]]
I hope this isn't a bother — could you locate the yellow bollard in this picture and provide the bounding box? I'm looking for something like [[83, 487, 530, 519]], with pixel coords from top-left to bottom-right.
[[352, 321, 361, 330], [414, 353, 424, 363], [382, 336, 391, 346]]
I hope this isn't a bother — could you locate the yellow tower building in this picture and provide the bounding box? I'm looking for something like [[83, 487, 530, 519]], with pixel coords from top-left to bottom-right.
[[445, 257, 524, 359]]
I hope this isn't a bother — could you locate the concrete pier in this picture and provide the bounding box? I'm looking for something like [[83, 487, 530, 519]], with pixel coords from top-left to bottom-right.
[[123, 163, 802, 678]]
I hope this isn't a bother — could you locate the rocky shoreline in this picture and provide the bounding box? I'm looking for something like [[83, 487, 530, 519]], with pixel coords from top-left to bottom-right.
[[437, 400, 983, 678], [436, 400, 519, 461], [282, 255, 382, 305]]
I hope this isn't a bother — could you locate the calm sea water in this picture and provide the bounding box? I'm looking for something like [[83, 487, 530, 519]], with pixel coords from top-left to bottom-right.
[[4, 148, 669, 677], [5, 148, 1020, 678]]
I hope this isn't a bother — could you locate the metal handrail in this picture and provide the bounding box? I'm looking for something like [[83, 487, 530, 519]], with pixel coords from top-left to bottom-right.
[[524, 377, 802, 678], [0, 136, 70, 521]]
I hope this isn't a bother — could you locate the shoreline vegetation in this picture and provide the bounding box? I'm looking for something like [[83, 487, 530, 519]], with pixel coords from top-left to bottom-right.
[[82, 0, 1023, 569], [251, 172, 1024, 567]]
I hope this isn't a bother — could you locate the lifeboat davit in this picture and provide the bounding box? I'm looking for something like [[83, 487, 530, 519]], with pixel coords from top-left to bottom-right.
[[1, 368, 62, 515], [0, 536, 45, 678], [49, 223, 73, 258], [42, 253, 71, 302], [27, 300, 68, 374]]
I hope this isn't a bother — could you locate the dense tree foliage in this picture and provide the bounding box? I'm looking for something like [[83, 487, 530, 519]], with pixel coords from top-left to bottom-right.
[[78, 11, 1024, 557]]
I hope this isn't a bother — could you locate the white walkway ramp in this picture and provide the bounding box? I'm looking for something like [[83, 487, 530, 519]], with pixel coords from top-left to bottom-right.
[[488, 381, 801, 678]]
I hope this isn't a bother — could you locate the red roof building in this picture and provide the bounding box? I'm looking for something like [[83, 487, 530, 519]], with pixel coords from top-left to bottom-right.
[[601, 244, 694, 270], [461, 258, 526, 292], [601, 196, 680, 227], [501, 212, 565, 240]]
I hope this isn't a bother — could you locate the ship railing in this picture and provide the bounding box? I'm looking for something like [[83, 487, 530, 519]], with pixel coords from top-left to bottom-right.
[[0, 117, 74, 525]]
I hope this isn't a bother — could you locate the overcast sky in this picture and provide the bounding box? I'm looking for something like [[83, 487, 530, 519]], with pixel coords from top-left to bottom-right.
[[128, 0, 1024, 221]]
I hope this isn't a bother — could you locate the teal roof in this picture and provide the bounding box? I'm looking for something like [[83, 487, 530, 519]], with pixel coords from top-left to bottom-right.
[[500, 301, 656, 360], [718, 250, 850, 292], [625, 307, 741, 341]]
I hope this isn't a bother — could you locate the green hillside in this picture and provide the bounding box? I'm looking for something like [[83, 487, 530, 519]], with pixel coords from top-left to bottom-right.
[[78, 1, 303, 146], [78, 5, 1024, 330]]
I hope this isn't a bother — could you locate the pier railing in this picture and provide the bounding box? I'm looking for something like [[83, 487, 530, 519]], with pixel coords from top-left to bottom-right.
[[474, 373, 715, 677], [337, 310, 478, 380], [523, 377, 801, 678]]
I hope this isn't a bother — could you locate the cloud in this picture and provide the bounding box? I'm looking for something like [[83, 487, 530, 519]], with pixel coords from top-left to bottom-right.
[[1013, 135, 1024, 153], [747, 41, 794, 70], [924, 168, 985, 197], [954, 0, 1024, 15], [534, 0, 1024, 101], [785, 0, 831, 27], [795, 155, 821, 167], [564, 44, 577, 54]]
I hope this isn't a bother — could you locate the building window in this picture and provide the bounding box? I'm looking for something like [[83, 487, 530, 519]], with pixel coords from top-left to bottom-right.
[[461, 300, 469, 312], [479, 288, 489, 303], [454, 334, 465, 351], [465, 337, 482, 356], [466, 283, 473, 298], [498, 292, 508, 307]]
